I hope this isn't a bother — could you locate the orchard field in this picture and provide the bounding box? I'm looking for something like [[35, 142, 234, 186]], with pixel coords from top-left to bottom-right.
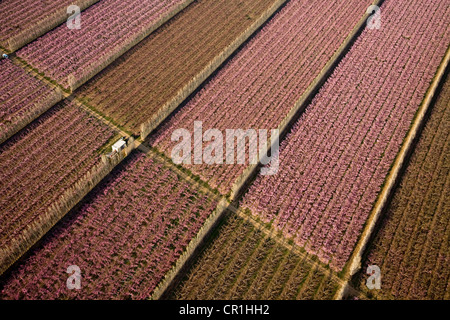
[[0, 152, 220, 299], [0, 0, 448, 301], [17, 0, 192, 90], [76, 0, 287, 135], [0, 0, 99, 52], [0, 100, 117, 274], [241, 0, 449, 271], [149, 0, 375, 195], [0, 59, 62, 144]]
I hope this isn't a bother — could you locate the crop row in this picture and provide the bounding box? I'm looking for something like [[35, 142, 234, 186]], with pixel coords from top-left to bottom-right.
[[354, 75, 449, 300], [0, 152, 220, 299], [170, 213, 340, 300], [18, 0, 191, 90], [0, 100, 115, 272], [0, 0, 99, 52], [76, 0, 285, 135], [0, 59, 62, 144], [241, 0, 450, 271], [149, 0, 374, 195]]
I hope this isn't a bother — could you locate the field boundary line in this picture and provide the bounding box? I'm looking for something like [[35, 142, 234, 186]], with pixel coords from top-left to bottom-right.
[[336, 45, 450, 300], [229, 0, 385, 200], [0, 68, 138, 277], [1, 0, 382, 300], [10, 54, 136, 139], [139, 144, 355, 299], [139, 142, 234, 300]]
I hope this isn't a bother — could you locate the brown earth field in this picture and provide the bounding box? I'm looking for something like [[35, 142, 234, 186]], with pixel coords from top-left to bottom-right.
[[0, 0, 99, 52]]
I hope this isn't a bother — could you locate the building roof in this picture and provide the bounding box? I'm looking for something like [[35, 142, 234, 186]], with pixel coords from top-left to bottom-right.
[[112, 139, 126, 150]]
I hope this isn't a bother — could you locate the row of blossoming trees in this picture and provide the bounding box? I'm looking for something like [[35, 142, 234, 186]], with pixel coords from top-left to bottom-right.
[[17, 0, 193, 91], [241, 0, 449, 271], [149, 0, 375, 195], [75, 0, 286, 136], [0, 101, 118, 274], [0, 0, 448, 300], [0, 152, 222, 299], [354, 74, 450, 300], [171, 213, 341, 300], [0, 0, 99, 52], [0, 0, 193, 277], [0, 59, 62, 144]]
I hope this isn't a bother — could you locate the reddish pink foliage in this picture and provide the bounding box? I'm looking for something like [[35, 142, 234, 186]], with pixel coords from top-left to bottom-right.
[[18, 0, 187, 88], [242, 0, 450, 271], [0, 101, 114, 250], [0, 59, 60, 139], [149, 0, 374, 195]]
